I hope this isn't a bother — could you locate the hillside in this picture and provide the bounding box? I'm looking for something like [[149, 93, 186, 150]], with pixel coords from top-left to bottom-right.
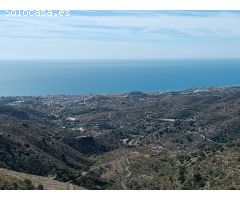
[[0, 86, 240, 189], [0, 168, 84, 190]]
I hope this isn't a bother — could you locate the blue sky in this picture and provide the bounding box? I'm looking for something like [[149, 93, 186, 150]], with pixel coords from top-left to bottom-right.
[[0, 11, 240, 60]]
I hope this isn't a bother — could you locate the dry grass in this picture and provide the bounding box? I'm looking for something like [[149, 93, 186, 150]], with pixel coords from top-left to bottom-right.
[[0, 168, 85, 190]]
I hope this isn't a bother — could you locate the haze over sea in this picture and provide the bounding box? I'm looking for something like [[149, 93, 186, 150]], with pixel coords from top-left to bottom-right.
[[0, 59, 240, 96]]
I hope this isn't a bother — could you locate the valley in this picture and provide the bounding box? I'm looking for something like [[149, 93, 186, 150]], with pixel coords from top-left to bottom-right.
[[0, 86, 240, 189]]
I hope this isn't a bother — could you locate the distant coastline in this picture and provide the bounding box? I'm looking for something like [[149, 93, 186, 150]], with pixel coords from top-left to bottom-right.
[[0, 85, 240, 98]]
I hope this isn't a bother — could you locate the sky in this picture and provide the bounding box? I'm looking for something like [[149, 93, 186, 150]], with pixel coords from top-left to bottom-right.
[[0, 10, 240, 60]]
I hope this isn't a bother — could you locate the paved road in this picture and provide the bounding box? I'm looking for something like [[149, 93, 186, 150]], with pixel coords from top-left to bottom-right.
[[187, 131, 215, 142]]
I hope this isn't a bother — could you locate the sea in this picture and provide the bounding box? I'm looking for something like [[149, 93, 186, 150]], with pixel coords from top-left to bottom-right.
[[0, 59, 240, 96]]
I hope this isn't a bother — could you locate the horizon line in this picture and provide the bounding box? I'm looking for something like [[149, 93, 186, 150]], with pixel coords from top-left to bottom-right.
[[1, 57, 240, 61]]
